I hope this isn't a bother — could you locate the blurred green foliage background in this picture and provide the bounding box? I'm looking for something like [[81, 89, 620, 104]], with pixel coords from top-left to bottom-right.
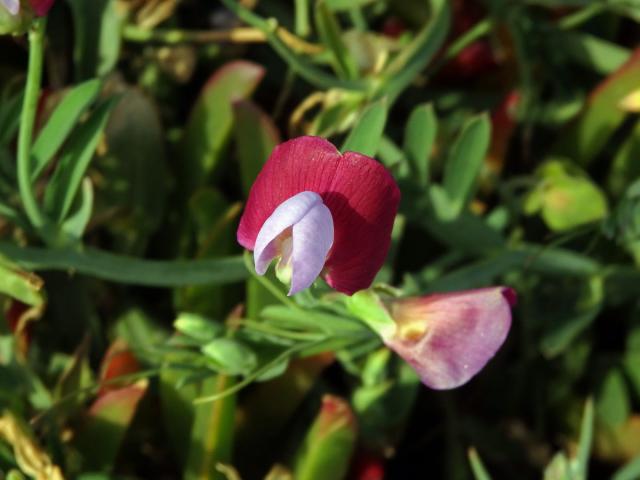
[[2, 0, 640, 479]]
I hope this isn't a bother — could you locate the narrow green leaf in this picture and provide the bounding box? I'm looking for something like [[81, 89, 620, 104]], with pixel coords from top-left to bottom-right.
[[184, 375, 236, 480], [442, 114, 491, 219], [468, 448, 493, 480], [31, 78, 102, 180], [341, 99, 388, 156], [0, 242, 248, 287], [575, 398, 594, 480], [316, 1, 359, 79], [43, 98, 117, 223], [68, 0, 122, 80], [60, 177, 94, 240], [0, 261, 44, 306], [403, 103, 437, 186]]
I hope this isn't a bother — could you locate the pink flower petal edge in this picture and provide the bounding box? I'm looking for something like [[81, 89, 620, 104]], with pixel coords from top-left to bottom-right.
[[237, 136, 400, 295], [384, 287, 516, 390]]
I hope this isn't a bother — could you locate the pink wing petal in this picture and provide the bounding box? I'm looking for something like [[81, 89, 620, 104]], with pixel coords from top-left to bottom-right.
[[237, 136, 400, 295], [385, 287, 515, 389]]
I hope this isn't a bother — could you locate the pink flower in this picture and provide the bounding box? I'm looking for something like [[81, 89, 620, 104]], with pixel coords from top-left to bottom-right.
[[383, 287, 516, 389], [237, 136, 400, 296]]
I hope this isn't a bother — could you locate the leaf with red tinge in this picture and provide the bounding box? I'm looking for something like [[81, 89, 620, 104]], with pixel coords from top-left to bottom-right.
[[98, 339, 140, 395], [181, 61, 265, 193], [75, 379, 148, 472], [553, 48, 640, 166]]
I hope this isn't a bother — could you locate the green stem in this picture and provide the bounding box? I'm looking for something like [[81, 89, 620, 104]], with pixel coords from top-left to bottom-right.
[[17, 18, 47, 231], [219, 0, 368, 92], [193, 340, 319, 404], [122, 24, 265, 44], [0, 242, 248, 286]]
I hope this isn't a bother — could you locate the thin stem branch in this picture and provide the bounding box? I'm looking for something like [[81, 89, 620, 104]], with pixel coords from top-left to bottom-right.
[[122, 24, 266, 44], [219, 0, 368, 92], [17, 18, 47, 231]]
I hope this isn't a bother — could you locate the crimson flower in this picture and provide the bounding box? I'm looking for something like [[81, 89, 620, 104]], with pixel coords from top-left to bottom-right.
[[237, 136, 400, 296], [383, 287, 516, 389]]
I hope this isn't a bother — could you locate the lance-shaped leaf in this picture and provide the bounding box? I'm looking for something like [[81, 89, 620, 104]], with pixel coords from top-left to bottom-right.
[[341, 99, 388, 157], [403, 103, 437, 186], [441, 114, 491, 220], [31, 78, 102, 180]]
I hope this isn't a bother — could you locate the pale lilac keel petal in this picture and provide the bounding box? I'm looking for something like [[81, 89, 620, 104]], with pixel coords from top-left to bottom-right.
[[253, 191, 323, 274], [290, 202, 333, 295], [1, 0, 19, 15]]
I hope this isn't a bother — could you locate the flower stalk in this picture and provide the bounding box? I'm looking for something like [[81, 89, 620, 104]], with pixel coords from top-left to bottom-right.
[[17, 17, 46, 231]]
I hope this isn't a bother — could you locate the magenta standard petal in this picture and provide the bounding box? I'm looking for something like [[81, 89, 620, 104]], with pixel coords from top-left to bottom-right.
[[322, 151, 400, 295], [29, 0, 54, 15], [384, 287, 516, 390], [237, 136, 400, 295], [2, 0, 19, 15], [253, 191, 323, 275]]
